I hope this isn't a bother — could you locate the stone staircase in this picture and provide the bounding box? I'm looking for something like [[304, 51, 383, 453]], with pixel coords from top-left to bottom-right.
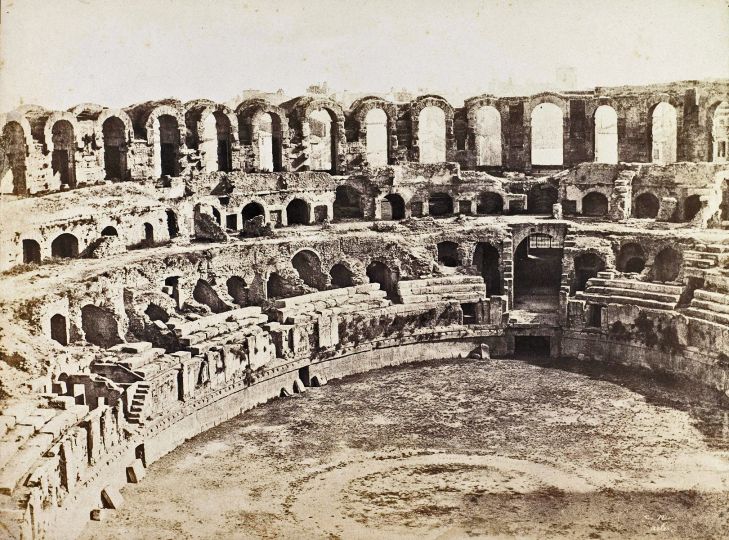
[[126, 382, 150, 426], [165, 307, 269, 349], [272, 284, 390, 323], [576, 271, 682, 311], [397, 275, 486, 305], [684, 244, 729, 271], [684, 275, 729, 326]]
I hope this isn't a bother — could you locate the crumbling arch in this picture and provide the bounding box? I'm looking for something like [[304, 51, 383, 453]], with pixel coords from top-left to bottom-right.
[[308, 108, 337, 172], [683, 194, 702, 221], [193, 279, 230, 313], [651, 102, 677, 164], [81, 304, 122, 348], [2, 121, 28, 194], [237, 99, 288, 172], [22, 239, 40, 264], [418, 106, 446, 163], [594, 105, 618, 164], [633, 192, 660, 219], [101, 226, 118, 236], [711, 101, 729, 162], [51, 233, 79, 258], [473, 105, 502, 166], [428, 192, 453, 216], [50, 314, 68, 346], [241, 202, 265, 222], [366, 261, 399, 302], [350, 97, 397, 168], [652, 247, 682, 282], [257, 112, 283, 172], [514, 233, 563, 307], [286, 198, 309, 225], [437, 241, 460, 267], [291, 249, 327, 290], [226, 276, 249, 306], [571, 252, 606, 294], [477, 191, 504, 215], [581, 192, 609, 216], [382, 193, 405, 220], [200, 111, 233, 172], [530, 102, 564, 166], [616, 243, 646, 273], [527, 184, 558, 214], [364, 108, 389, 167], [333, 185, 363, 220], [266, 272, 288, 300], [51, 120, 76, 187], [102, 116, 128, 180], [329, 263, 355, 288], [473, 242, 501, 296], [156, 114, 181, 177]]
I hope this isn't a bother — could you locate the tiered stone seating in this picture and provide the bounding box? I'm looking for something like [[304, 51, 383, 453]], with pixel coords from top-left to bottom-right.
[[272, 284, 390, 323], [576, 271, 681, 310], [684, 275, 729, 326], [165, 307, 269, 348], [397, 275, 486, 304], [684, 244, 729, 271]]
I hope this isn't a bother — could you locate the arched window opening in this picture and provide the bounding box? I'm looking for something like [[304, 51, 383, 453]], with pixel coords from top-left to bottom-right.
[[514, 233, 563, 310], [428, 192, 453, 217], [528, 184, 558, 214], [166, 210, 179, 238], [157, 115, 180, 177], [101, 226, 118, 237], [258, 112, 283, 172], [684, 194, 702, 221], [286, 199, 309, 225], [22, 239, 41, 264], [418, 106, 446, 164], [330, 263, 355, 288], [2, 121, 27, 194], [594, 105, 618, 164], [634, 193, 660, 219], [473, 242, 501, 296], [102, 117, 127, 180], [531, 103, 563, 166], [651, 103, 677, 164], [241, 202, 265, 223], [382, 194, 405, 220], [652, 247, 682, 282], [226, 276, 249, 306], [143, 223, 154, 246], [712, 101, 729, 162], [309, 108, 335, 172], [81, 305, 122, 348], [571, 253, 606, 295], [616, 243, 646, 274], [333, 185, 363, 220], [474, 106, 502, 166], [51, 120, 76, 187], [366, 261, 399, 302], [365, 108, 388, 167], [477, 192, 504, 215], [437, 241, 460, 267], [291, 250, 327, 290], [50, 314, 68, 346], [582, 192, 609, 217], [193, 279, 230, 313], [51, 233, 78, 259]]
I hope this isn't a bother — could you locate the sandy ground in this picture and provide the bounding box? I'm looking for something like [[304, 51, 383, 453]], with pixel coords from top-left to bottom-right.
[[81, 357, 729, 540]]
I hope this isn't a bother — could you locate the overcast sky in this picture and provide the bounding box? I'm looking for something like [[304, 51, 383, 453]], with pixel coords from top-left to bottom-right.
[[1, 0, 727, 111]]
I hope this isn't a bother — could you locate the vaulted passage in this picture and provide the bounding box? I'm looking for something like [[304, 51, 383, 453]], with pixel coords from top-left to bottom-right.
[[477, 192, 504, 215], [473, 242, 501, 296], [436, 241, 459, 267], [101, 226, 118, 237], [382, 194, 405, 220], [242, 202, 265, 222], [102, 117, 127, 180], [652, 247, 682, 282], [258, 113, 283, 172], [633, 193, 660, 219], [329, 263, 355, 288], [474, 106, 502, 166], [571, 253, 606, 294], [226, 276, 249, 306], [2, 121, 27, 194], [51, 120, 76, 187], [49, 314, 68, 346], [594, 105, 618, 164], [531, 103, 563, 166], [366, 261, 399, 301], [286, 199, 309, 225], [292, 250, 327, 290], [651, 102, 677, 164], [22, 239, 41, 264], [429, 192, 453, 217], [514, 233, 563, 310], [527, 184, 558, 214], [201, 112, 232, 172], [683, 195, 702, 221], [193, 279, 230, 313], [616, 243, 646, 273], [333, 186, 363, 220], [365, 108, 388, 167], [81, 305, 122, 348], [309, 109, 336, 172], [582, 192, 608, 216], [51, 233, 78, 258], [157, 115, 180, 177], [418, 106, 446, 164]]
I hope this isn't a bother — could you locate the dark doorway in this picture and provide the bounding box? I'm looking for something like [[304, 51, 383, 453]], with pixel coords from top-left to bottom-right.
[[429, 192, 453, 216], [333, 186, 363, 220], [616, 243, 646, 274], [437, 241, 460, 267], [242, 202, 265, 222], [50, 314, 68, 346], [582, 192, 608, 216], [102, 116, 126, 180], [367, 261, 399, 302], [143, 223, 154, 246], [634, 193, 659, 219], [572, 253, 606, 294], [81, 305, 122, 348], [383, 194, 405, 220], [292, 250, 327, 290], [477, 192, 504, 215], [51, 120, 75, 187], [514, 234, 562, 310], [166, 210, 179, 238], [652, 247, 682, 282], [51, 233, 79, 258], [527, 185, 558, 214], [286, 199, 309, 225], [684, 195, 702, 221], [514, 336, 551, 358], [473, 242, 501, 296], [22, 239, 41, 264], [330, 263, 355, 288]]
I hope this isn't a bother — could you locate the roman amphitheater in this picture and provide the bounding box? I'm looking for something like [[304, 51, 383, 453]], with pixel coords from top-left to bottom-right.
[[1, 80, 729, 538]]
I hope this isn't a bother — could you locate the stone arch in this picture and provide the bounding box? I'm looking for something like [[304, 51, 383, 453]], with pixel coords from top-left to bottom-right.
[[51, 233, 79, 258], [473, 242, 501, 296], [411, 95, 454, 163], [382, 193, 405, 220], [101, 226, 118, 236], [594, 105, 618, 164], [101, 116, 128, 180], [477, 191, 504, 215], [50, 119, 77, 187], [308, 108, 337, 172], [236, 99, 289, 172], [286, 198, 309, 225], [81, 304, 122, 348], [528, 184, 558, 214], [418, 106, 446, 164], [291, 249, 328, 290], [366, 261, 399, 302], [436, 241, 460, 267], [1, 120, 28, 194], [428, 192, 453, 216], [684, 194, 702, 221], [226, 276, 249, 306], [652, 247, 682, 282], [616, 243, 646, 273], [582, 191, 609, 216], [156, 114, 181, 177], [571, 252, 606, 294], [364, 108, 389, 167], [514, 233, 563, 308], [43, 111, 83, 152], [289, 97, 345, 173], [193, 279, 230, 313], [166, 209, 179, 238], [633, 192, 660, 219], [143, 222, 155, 246], [530, 102, 564, 166], [266, 272, 289, 300], [473, 105, 502, 166], [650, 102, 677, 164], [710, 101, 729, 162], [50, 314, 68, 346], [333, 185, 363, 220], [329, 263, 355, 288], [241, 201, 265, 222], [350, 97, 397, 167], [22, 239, 41, 264], [185, 101, 238, 173]]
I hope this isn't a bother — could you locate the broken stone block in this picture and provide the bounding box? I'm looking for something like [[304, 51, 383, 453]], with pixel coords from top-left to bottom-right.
[[90, 508, 109, 521], [101, 485, 124, 509], [126, 458, 146, 483]]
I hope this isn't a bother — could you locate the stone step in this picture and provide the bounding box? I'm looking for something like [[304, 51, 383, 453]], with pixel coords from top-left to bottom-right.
[[585, 286, 680, 304], [398, 276, 485, 289], [705, 275, 729, 293], [690, 299, 729, 315], [684, 307, 729, 326], [586, 278, 683, 295], [694, 289, 729, 305], [576, 292, 677, 311], [400, 292, 484, 304], [401, 283, 486, 296]]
